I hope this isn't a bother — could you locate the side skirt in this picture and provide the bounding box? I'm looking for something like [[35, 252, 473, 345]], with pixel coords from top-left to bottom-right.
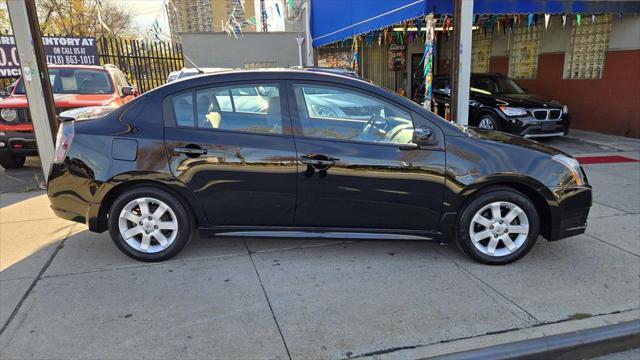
[[199, 226, 441, 241]]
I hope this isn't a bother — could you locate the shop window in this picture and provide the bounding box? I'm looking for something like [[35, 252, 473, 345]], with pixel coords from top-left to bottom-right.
[[316, 45, 353, 69], [564, 15, 612, 79], [508, 25, 543, 79], [472, 32, 492, 73]]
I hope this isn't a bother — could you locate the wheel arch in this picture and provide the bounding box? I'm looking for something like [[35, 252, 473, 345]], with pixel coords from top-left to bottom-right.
[[453, 177, 556, 240], [94, 178, 207, 233], [472, 107, 502, 127]]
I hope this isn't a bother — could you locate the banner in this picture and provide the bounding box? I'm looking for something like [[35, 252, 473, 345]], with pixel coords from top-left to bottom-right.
[[0, 36, 100, 78]]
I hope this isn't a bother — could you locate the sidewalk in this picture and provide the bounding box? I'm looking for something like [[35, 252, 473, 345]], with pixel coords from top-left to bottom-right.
[[1, 130, 638, 359]]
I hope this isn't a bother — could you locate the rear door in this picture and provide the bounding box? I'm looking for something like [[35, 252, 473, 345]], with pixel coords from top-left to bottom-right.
[[164, 81, 298, 226]]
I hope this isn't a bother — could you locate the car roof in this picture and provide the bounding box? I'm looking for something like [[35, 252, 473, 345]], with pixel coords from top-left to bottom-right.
[[168, 68, 371, 86]]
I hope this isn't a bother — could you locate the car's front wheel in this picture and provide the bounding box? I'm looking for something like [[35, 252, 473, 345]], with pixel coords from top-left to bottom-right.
[[0, 154, 26, 169], [108, 187, 192, 261], [456, 187, 540, 265], [477, 113, 501, 131]]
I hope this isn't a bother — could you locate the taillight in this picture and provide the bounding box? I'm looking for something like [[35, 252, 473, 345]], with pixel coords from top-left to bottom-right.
[[53, 122, 74, 163]]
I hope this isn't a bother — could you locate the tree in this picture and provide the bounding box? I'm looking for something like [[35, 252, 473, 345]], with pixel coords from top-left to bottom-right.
[[37, 0, 134, 37], [0, 1, 12, 34]]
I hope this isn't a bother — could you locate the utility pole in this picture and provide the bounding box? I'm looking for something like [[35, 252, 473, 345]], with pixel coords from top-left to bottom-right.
[[450, 0, 473, 125], [260, 0, 268, 32], [7, 0, 58, 182]]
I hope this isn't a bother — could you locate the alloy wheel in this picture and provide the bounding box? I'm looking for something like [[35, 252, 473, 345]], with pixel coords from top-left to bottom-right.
[[118, 197, 179, 253], [468, 201, 529, 257], [478, 117, 496, 130]]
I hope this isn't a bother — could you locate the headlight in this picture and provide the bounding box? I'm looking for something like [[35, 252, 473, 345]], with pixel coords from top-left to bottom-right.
[[563, 105, 569, 114], [552, 154, 585, 186], [499, 106, 527, 117], [1, 108, 17, 122]]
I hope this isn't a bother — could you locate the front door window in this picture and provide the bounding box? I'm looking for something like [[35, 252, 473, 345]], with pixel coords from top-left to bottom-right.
[[293, 84, 414, 145]]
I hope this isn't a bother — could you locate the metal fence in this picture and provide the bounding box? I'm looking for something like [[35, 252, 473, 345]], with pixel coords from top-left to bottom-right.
[[0, 37, 184, 94], [98, 37, 184, 93]]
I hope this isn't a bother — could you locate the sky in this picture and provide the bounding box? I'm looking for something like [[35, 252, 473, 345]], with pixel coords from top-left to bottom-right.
[[111, 0, 285, 40], [112, 0, 171, 40]]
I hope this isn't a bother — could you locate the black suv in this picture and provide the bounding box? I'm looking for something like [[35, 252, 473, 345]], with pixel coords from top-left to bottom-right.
[[431, 73, 570, 138]]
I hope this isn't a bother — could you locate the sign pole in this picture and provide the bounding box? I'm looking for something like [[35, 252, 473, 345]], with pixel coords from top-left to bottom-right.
[[450, 0, 473, 125], [6, 0, 58, 182]]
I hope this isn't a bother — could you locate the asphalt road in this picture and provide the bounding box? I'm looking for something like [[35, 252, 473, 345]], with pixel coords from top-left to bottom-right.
[[0, 130, 638, 359]]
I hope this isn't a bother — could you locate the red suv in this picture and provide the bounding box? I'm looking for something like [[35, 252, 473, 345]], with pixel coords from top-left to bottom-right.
[[0, 64, 137, 169]]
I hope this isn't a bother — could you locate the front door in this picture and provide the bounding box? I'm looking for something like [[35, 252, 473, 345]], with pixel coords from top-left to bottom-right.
[[164, 81, 298, 226], [288, 82, 446, 231]]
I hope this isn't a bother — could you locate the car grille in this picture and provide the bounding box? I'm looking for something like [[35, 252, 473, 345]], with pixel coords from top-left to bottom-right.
[[17, 108, 31, 123], [11, 107, 73, 123], [532, 109, 562, 121]]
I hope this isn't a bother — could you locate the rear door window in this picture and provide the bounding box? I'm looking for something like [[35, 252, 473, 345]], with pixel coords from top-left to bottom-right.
[[167, 83, 283, 135]]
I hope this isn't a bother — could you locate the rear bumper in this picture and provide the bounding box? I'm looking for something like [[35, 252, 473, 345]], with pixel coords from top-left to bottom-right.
[[48, 162, 104, 232], [547, 185, 592, 241], [0, 131, 38, 157]]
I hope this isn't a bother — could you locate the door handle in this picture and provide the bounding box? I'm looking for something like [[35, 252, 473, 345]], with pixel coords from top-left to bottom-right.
[[174, 146, 207, 156], [300, 156, 336, 166]]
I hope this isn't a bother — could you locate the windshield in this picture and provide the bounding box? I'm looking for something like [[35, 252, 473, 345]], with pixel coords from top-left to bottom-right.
[[472, 77, 526, 94], [14, 68, 113, 95]]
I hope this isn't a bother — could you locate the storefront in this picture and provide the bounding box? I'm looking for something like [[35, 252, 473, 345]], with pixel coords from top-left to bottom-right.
[[311, 1, 640, 138]]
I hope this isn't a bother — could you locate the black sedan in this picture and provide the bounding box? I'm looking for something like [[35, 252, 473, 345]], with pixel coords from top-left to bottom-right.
[[431, 73, 571, 138], [47, 69, 591, 265]]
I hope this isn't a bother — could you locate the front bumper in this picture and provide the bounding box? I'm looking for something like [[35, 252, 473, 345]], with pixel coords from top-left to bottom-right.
[[547, 185, 592, 241], [501, 113, 570, 138], [0, 130, 38, 157]]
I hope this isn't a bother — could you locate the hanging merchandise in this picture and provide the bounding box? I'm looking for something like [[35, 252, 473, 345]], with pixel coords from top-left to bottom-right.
[[562, 14, 567, 27], [417, 16, 423, 37], [421, 14, 435, 108], [577, 14, 582, 26], [378, 32, 383, 46], [351, 36, 360, 74], [527, 14, 534, 28], [544, 14, 551, 29]]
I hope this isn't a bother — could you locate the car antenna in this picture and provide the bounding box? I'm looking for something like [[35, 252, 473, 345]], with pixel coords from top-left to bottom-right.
[[184, 55, 204, 74]]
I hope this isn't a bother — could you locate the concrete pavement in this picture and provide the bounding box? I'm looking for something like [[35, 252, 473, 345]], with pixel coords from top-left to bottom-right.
[[1, 130, 638, 359]]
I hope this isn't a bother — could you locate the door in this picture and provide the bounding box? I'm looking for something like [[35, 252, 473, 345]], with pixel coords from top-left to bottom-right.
[[410, 53, 425, 103], [164, 81, 298, 226], [288, 82, 446, 231]]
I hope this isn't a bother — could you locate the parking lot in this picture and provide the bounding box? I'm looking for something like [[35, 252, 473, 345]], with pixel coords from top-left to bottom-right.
[[1, 130, 638, 359]]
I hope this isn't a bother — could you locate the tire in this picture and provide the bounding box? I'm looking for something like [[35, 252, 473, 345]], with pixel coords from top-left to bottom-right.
[[476, 112, 501, 131], [108, 186, 192, 262], [456, 187, 540, 265], [0, 155, 26, 169]]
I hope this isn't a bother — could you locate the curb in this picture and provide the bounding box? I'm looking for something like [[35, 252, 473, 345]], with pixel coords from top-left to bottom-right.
[[426, 319, 640, 360]]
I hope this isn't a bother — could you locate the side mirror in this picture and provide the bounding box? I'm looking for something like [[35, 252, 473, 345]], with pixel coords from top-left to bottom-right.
[[121, 86, 135, 96], [412, 126, 437, 146]]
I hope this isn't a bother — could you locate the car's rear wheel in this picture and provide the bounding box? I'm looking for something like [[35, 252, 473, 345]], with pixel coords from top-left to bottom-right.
[[456, 187, 539, 265], [0, 154, 26, 169], [477, 113, 500, 131], [108, 187, 192, 262]]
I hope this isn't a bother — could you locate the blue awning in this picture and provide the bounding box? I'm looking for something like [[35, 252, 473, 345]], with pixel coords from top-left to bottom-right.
[[311, 0, 640, 47]]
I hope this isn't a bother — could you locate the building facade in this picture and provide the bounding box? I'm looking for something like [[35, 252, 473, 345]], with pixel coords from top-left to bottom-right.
[[168, 0, 256, 42], [320, 15, 640, 138]]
